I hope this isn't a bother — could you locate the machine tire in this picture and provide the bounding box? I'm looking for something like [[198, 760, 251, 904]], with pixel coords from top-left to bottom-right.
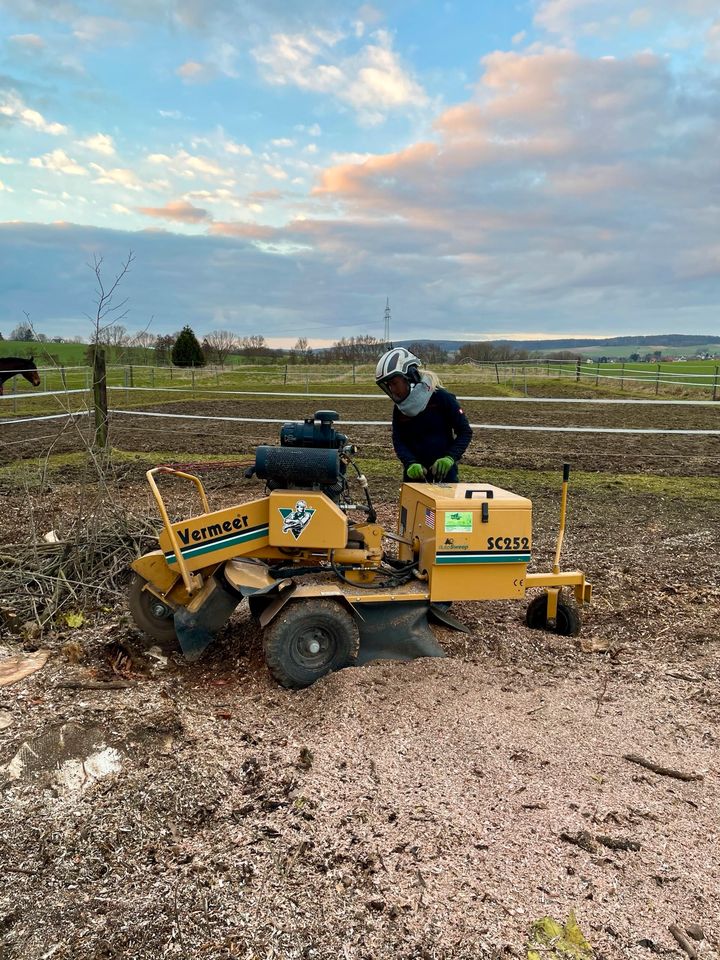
[[526, 593, 581, 636], [263, 599, 359, 689], [128, 574, 179, 651]]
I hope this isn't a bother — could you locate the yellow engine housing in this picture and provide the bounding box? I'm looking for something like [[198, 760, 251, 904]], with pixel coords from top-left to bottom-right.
[[397, 482, 533, 602]]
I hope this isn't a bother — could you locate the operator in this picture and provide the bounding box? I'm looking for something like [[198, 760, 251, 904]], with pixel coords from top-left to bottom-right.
[[375, 347, 472, 482]]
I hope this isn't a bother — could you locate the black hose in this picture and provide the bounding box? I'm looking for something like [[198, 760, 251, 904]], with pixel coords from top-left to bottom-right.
[[329, 552, 417, 590]]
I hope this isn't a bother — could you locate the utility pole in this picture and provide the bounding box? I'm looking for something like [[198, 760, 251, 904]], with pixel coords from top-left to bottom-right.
[[383, 298, 392, 347]]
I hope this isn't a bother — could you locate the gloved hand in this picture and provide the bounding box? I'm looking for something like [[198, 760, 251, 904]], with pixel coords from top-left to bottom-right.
[[406, 463, 426, 481], [431, 456, 454, 480]]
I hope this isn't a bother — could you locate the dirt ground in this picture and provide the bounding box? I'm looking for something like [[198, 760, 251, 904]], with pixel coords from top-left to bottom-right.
[[1, 406, 719, 960], [3, 393, 720, 476]]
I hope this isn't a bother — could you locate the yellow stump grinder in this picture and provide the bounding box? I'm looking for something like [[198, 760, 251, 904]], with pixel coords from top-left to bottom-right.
[[129, 411, 592, 688]]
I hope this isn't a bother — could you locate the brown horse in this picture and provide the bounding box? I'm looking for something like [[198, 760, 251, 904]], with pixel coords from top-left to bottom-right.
[[0, 357, 41, 396]]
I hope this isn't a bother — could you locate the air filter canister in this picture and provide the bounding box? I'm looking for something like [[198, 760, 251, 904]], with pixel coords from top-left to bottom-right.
[[254, 446, 340, 487]]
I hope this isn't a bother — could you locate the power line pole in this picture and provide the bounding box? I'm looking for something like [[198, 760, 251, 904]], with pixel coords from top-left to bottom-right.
[[383, 298, 391, 347]]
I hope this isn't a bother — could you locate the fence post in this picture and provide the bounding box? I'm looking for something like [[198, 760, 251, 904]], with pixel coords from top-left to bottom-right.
[[60, 366, 67, 390], [575, 359, 581, 383], [713, 365, 719, 401], [595, 363, 600, 387], [93, 348, 108, 448], [620, 363, 625, 391], [284, 364, 288, 385], [494, 363, 500, 384], [352, 363, 356, 385], [151, 367, 155, 388], [655, 363, 661, 396], [129, 365, 134, 388], [522, 366, 527, 396], [546, 361, 550, 377], [170, 365, 173, 381], [191, 367, 195, 393]]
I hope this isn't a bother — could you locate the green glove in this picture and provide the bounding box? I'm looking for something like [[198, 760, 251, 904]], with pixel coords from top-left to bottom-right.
[[406, 463, 426, 480], [431, 456, 454, 480]]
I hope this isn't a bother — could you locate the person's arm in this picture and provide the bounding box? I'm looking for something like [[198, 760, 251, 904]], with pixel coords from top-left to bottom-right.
[[392, 408, 419, 468], [443, 391, 473, 462]]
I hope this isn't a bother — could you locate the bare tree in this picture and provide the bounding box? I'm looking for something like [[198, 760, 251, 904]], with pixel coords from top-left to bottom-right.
[[132, 329, 156, 349], [240, 334, 268, 357], [86, 251, 135, 349], [328, 334, 384, 363], [155, 334, 175, 366], [203, 329, 237, 365], [408, 341, 448, 365], [290, 337, 311, 363], [10, 321, 34, 341]]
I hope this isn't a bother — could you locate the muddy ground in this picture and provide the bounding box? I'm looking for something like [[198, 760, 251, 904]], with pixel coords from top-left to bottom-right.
[[1, 403, 719, 960], [3, 392, 720, 476]]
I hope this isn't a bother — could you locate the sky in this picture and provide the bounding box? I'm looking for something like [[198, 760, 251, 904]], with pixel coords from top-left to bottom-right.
[[1, 1, 719, 347]]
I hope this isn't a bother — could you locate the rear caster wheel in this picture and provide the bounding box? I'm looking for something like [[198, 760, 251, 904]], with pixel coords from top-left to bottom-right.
[[263, 599, 359, 689], [526, 593, 581, 636], [128, 574, 179, 652]]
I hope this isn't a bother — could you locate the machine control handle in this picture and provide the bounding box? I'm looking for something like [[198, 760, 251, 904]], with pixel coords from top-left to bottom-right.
[[563, 463, 570, 482], [464, 489, 494, 499]]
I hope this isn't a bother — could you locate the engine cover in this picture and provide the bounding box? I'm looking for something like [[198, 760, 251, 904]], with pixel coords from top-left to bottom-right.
[[397, 482, 533, 602]]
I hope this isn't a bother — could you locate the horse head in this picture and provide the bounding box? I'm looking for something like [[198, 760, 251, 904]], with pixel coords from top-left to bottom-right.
[[27, 356, 41, 387]]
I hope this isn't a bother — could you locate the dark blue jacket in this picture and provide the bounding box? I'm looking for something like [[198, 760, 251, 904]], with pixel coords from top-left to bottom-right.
[[392, 387, 472, 481]]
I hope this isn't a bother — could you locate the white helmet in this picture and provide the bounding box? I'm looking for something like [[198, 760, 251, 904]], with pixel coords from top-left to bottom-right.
[[375, 347, 422, 396]]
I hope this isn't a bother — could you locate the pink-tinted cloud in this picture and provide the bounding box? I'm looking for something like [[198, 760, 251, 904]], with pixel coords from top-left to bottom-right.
[[138, 199, 211, 222], [208, 221, 277, 238]]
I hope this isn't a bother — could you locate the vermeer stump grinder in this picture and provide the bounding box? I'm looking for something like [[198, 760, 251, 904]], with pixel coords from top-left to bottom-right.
[[129, 411, 592, 688]]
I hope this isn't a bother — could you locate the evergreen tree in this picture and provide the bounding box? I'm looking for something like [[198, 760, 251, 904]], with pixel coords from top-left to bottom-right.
[[172, 326, 206, 367]]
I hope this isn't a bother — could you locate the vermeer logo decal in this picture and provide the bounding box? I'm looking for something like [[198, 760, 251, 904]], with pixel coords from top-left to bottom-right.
[[279, 500, 315, 540]]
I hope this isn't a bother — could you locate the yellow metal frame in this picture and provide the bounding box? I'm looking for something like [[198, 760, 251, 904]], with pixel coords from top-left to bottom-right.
[[146, 467, 210, 595]]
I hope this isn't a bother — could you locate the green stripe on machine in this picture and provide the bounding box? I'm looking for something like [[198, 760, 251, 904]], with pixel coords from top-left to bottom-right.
[[436, 553, 531, 565], [165, 525, 269, 564]]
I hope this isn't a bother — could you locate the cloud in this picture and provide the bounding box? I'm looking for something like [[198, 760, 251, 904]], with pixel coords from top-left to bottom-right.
[[0, 93, 67, 135], [147, 150, 227, 179], [89, 162, 143, 190], [73, 16, 133, 43], [252, 27, 428, 124], [225, 139, 252, 156], [534, 0, 719, 41], [138, 199, 211, 222], [209, 220, 276, 238], [306, 48, 720, 327], [9, 33, 46, 48], [707, 19, 720, 60], [30, 149, 87, 175], [176, 60, 214, 83], [76, 133, 116, 156], [263, 163, 288, 180]]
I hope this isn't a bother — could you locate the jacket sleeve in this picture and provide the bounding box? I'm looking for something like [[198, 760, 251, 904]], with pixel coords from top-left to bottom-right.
[[391, 408, 418, 467], [443, 391, 473, 462]]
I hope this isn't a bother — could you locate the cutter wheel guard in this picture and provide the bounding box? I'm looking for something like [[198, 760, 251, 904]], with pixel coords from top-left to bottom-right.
[[130, 411, 592, 688]]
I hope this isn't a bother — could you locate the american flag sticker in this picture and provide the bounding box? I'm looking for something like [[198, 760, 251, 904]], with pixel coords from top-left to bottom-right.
[[425, 508, 435, 529]]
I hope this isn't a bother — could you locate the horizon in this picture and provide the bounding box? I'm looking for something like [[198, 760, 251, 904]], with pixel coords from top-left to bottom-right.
[[2, 2, 720, 342]]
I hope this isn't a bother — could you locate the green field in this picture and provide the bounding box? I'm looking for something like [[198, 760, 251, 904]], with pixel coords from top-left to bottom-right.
[[2, 341, 719, 411]]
